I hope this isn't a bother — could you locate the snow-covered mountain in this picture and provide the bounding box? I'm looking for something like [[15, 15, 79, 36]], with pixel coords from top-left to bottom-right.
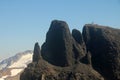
[[0, 50, 33, 80]]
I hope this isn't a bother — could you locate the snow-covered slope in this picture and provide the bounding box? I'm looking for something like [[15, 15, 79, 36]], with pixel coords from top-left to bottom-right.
[[9, 52, 32, 68], [0, 50, 33, 80]]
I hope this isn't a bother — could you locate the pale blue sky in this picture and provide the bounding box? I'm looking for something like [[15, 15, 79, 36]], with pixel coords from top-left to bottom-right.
[[0, 0, 120, 60]]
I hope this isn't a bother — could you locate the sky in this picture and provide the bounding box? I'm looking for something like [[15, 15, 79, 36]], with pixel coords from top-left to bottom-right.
[[0, 0, 120, 60]]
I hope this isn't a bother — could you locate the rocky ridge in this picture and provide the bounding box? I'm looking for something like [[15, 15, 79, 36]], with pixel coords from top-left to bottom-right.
[[20, 20, 120, 80]]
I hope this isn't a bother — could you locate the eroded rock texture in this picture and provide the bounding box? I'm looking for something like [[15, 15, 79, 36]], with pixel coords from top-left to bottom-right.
[[83, 24, 120, 80]]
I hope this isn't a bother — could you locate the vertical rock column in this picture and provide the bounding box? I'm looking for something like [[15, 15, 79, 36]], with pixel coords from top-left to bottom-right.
[[41, 20, 74, 67], [33, 42, 41, 62]]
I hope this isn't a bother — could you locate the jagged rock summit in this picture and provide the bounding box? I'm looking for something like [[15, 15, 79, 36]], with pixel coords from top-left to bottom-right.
[[41, 20, 86, 67], [20, 20, 104, 80], [20, 20, 120, 80], [33, 42, 41, 62], [83, 24, 120, 80], [41, 20, 74, 66]]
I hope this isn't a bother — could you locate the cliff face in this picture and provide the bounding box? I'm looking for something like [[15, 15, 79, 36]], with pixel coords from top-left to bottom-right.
[[20, 20, 120, 80], [82, 24, 120, 80], [41, 20, 75, 66]]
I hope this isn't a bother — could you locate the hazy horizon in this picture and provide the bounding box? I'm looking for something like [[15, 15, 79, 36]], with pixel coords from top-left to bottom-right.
[[0, 0, 120, 60]]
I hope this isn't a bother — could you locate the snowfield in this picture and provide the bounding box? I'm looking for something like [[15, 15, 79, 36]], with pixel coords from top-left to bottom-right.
[[11, 69, 23, 76], [0, 75, 9, 80], [0, 50, 33, 80], [9, 53, 33, 68], [0, 69, 23, 80]]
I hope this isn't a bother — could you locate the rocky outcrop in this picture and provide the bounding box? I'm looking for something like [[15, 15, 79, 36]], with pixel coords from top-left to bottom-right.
[[41, 20, 74, 67], [20, 20, 104, 80], [41, 20, 86, 67], [82, 24, 120, 80], [72, 29, 84, 45], [72, 29, 87, 62], [33, 42, 41, 62], [20, 60, 104, 80]]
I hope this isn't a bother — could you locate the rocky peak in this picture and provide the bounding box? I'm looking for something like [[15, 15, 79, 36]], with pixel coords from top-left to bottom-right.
[[33, 42, 41, 62], [41, 20, 74, 67], [21, 21, 120, 80], [72, 29, 84, 45], [41, 20, 87, 67]]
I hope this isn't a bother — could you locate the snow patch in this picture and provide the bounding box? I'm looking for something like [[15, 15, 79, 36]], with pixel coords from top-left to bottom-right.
[[0, 75, 9, 80], [0, 50, 33, 80], [10, 69, 23, 76], [9, 53, 33, 68], [0, 69, 23, 80]]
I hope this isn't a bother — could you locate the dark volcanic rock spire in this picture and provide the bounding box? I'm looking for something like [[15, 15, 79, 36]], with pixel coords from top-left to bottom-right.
[[41, 20, 87, 67], [41, 20, 74, 67], [33, 42, 41, 62]]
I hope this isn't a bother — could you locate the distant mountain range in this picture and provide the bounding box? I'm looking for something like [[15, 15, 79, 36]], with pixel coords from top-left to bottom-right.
[[0, 50, 33, 80]]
